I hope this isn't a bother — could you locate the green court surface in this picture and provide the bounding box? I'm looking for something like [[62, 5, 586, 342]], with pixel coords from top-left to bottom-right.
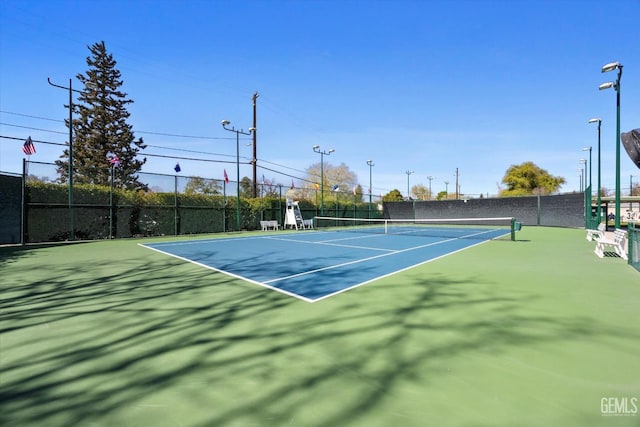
[[1, 227, 639, 427]]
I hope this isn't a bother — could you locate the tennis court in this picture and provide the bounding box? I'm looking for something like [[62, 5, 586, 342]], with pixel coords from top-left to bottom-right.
[[141, 217, 514, 301], [2, 226, 639, 427]]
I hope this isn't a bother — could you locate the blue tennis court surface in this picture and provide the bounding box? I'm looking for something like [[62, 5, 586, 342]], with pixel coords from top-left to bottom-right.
[[141, 227, 509, 302]]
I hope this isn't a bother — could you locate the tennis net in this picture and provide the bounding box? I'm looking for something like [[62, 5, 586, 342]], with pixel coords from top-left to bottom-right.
[[313, 216, 521, 241]]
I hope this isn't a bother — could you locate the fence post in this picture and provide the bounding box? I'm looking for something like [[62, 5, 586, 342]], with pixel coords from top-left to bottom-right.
[[174, 175, 178, 235], [21, 158, 26, 245]]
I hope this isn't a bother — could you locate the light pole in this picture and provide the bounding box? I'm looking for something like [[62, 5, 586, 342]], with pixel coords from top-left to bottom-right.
[[600, 61, 623, 228], [313, 145, 334, 215], [631, 174, 638, 212], [222, 120, 255, 231], [588, 118, 602, 223], [367, 160, 374, 218], [48, 77, 85, 241], [579, 159, 587, 224], [582, 147, 592, 194], [427, 176, 435, 200], [582, 146, 593, 226], [444, 181, 449, 199], [405, 170, 414, 199], [579, 159, 587, 190], [578, 169, 583, 192]]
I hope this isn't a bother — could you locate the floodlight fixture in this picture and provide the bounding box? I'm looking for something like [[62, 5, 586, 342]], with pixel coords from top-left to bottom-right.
[[405, 170, 414, 199], [602, 61, 621, 73], [599, 82, 614, 91], [221, 118, 254, 230], [588, 118, 601, 124], [367, 160, 375, 218], [312, 145, 335, 214]]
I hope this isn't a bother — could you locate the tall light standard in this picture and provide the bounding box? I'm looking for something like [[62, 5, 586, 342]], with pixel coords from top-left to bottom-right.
[[426, 176, 435, 200], [582, 146, 593, 226], [48, 77, 83, 240], [588, 118, 602, 223], [367, 160, 374, 218], [313, 145, 334, 215], [580, 159, 587, 224], [582, 147, 592, 193], [578, 169, 583, 192], [631, 174, 638, 211], [405, 170, 414, 199], [222, 119, 255, 231], [444, 181, 449, 199], [600, 61, 623, 228]]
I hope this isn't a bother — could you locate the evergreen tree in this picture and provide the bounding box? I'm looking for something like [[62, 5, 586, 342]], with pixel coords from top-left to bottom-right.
[[56, 41, 147, 189]]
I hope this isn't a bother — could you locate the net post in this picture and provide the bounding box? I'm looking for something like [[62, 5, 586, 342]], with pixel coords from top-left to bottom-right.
[[510, 217, 516, 241]]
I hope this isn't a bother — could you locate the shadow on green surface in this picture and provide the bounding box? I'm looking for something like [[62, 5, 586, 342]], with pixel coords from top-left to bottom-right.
[[2, 237, 635, 427]]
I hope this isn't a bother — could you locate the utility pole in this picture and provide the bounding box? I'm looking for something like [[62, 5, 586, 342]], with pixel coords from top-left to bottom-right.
[[455, 167, 459, 200], [252, 92, 259, 198]]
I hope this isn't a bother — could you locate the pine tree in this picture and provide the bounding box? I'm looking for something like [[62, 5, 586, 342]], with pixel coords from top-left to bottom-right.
[[55, 41, 147, 190]]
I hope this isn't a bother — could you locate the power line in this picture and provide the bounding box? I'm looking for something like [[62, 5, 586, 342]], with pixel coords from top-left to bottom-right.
[[0, 133, 324, 188], [0, 122, 67, 135], [0, 135, 66, 145], [0, 110, 62, 122], [1, 109, 239, 140]]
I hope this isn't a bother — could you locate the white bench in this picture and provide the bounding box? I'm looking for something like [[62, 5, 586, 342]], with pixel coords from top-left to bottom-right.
[[302, 219, 313, 229], [260, 220, 280, 231], [586, 223, 606, 241], [594, 229, 628, 260]]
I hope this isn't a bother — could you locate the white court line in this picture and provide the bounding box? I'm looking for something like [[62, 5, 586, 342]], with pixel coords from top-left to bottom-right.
[[263, 235, 393, 252], [263, 236, 462, 284], [140, 228, 510, 303], [140, 243, 317, 303]]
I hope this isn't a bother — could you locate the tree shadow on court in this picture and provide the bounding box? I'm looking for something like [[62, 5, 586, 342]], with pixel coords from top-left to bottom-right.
[[1, 243, 638, 427]]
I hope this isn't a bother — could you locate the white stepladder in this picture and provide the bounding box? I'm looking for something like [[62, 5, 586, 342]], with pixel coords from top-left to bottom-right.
[[284, 199, 305, 230]]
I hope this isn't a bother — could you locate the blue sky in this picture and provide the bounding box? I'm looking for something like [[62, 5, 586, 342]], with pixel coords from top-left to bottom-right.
[[1, 0, 639, 197]]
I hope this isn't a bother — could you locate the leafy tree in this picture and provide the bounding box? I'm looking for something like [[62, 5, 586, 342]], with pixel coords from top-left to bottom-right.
[[305, 162, 358, 202], [411, 184, 430, 200], [382, 189, 404, 202], [184, 177, 222, 195], [56, 41, 147, 190], [259, 177, 281, 198], [600, 187, 613, 197], [436, 190, 448, 200], [500, 161, 566, 196]]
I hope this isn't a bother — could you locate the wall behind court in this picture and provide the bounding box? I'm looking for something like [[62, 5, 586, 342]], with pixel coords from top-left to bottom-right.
[[385, 193, 584, 228]]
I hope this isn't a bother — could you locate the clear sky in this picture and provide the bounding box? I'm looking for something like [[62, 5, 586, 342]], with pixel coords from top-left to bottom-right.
[[1, 0, 639, 198]]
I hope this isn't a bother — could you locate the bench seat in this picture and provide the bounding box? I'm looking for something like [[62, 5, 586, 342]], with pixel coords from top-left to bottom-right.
[[586, 223, 606, 242], [594, 229, 628, 260], [260, 220, 281, 231]]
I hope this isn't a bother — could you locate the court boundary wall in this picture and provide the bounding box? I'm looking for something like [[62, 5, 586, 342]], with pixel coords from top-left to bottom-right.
[[385, 193, 585, 228]]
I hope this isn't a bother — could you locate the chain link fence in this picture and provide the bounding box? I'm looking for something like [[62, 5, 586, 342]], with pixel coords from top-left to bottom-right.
[[5, 161, 382, 243]]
